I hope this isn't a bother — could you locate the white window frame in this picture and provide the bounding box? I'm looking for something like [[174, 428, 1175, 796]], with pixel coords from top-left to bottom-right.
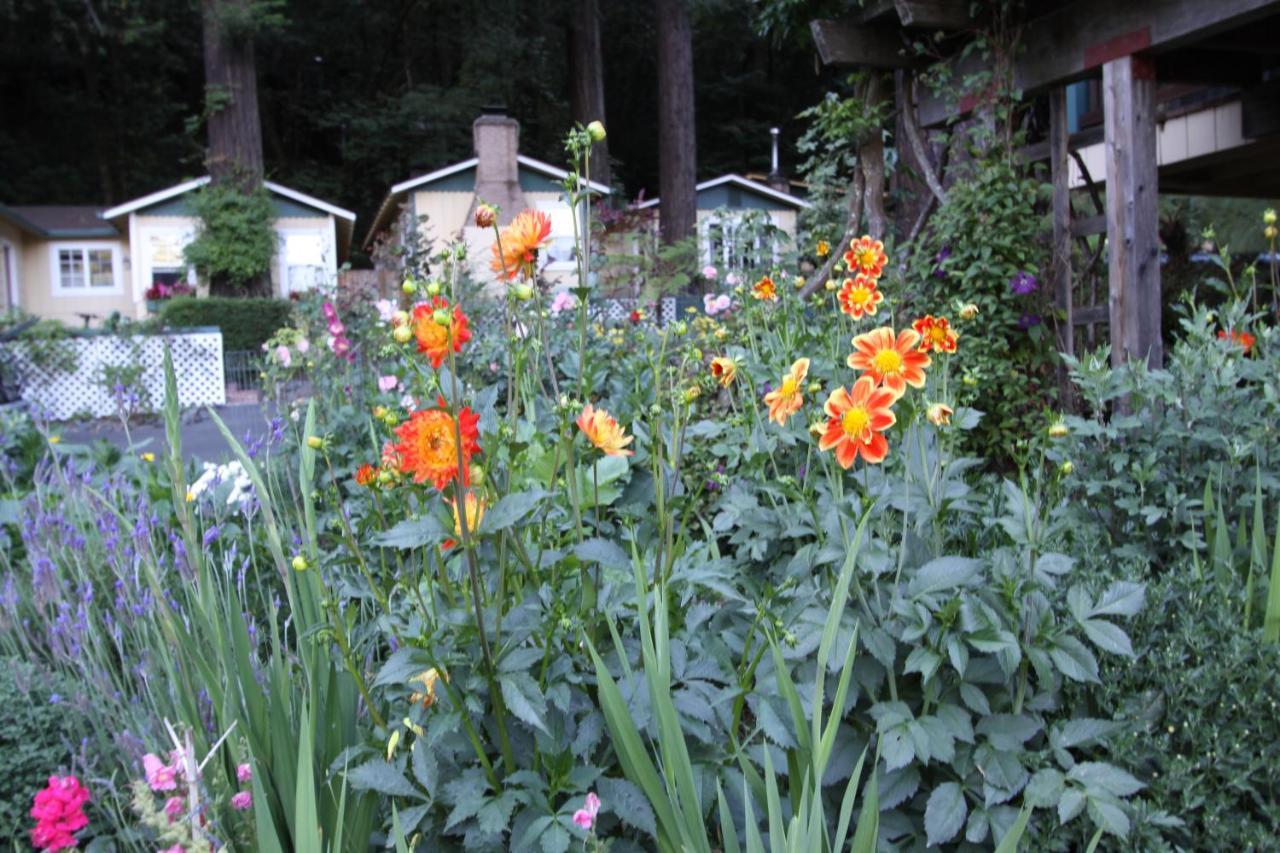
[[50, 241, 123, 298], [277, 227, 331, 297], [0, 239, 18, 310], [700, 210, 783, 271]]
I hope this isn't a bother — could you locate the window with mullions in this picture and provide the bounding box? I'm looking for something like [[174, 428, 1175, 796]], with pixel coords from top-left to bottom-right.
[[700, 209, 782, 272], [53, 245, 118, 294]]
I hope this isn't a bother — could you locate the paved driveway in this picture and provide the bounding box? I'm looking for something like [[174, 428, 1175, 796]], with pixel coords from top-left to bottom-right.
[[58, 404, 281, 464]]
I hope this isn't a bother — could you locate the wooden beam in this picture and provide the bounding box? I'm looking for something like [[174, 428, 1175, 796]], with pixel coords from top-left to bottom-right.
[[1050, 87, 1074, 362], [1071, 215, 1107, 238], [809, 19, 917, 69], [1072, 305, 1108, 325], [1103, 54, 1162, 369], [911, 0, 1280, 125], [893, 0, 973, 30]]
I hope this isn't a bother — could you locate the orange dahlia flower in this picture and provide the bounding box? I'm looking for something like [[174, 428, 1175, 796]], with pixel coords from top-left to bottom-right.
[[818, 376, 898, 468], [412, 297, 472, 369], [837, 274, 883, 319], [491, 209, 553, 280], [443, 491, 486, 550], [354, 464, 377, 487], [1218, 328, 1256, 353], [843, 236, 887, 279], [847, 327, 931, 398], [576, 404, 634, 457], [751, 276, 778, 301], [710, 356, 738, 388], [763, 357, 809, 425], [392, 399, 481, 490], [912, 315, 958, 354]]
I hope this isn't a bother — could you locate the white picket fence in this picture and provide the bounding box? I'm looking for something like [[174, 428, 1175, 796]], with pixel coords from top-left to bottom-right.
[[2, 329, 226, 420]]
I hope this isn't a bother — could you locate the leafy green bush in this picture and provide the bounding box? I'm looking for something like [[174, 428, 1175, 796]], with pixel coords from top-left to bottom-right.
[[159, 295, 293, 352], [0, 656, 85, 841], [182, 182, 277, 293], [1057, 300, 1278, 568], [1084, 569, 1280, 849]]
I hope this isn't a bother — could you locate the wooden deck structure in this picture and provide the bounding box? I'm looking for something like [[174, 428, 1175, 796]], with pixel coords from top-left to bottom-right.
[[811, 0, 1280, 368]]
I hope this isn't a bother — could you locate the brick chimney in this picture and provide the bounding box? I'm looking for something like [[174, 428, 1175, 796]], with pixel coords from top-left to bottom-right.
[[472, 108, 526, 225]]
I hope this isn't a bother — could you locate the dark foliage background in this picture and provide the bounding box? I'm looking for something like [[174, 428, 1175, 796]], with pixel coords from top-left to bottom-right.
[[0, 0, 831, 261]]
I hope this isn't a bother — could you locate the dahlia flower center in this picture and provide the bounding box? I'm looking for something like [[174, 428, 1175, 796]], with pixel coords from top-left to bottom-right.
[[872, 349, 903, 374], [849, 287, 870, 305], [841, 406, 871, 438], [857, 249, 877, 268], [780, 377, 799, 396]]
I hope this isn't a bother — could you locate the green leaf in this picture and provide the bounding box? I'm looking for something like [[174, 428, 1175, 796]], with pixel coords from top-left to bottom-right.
[[1087, 795, 1131, 837], [925, 782, 967, 847], [1066, 762, 1143, 797], [597, 776, 657, 838], [372, 515, 446, 549], [1091, 581, 1145, 618], [411, 743, 439, 798], [907, 556, 981, 598], [1080, 619, 1134, 656], [347, 759, 419, 797], [1058, 788, 1087, 823], [992, 802, 1032, 852], [500, 672, 551, 735], [1025, 768, 1064, 807], [1048, 635, 1100, 683], [373, 648, 433, 687], [541, 820, 571, 853], [480, 489, 548, 534], [574, 537, 631, 572]]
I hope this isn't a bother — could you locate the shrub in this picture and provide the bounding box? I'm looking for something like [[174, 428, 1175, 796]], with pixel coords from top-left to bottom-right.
[[0, 656, 85, 842], [159, 295, 294, 352], [1085, 569, 1280, 849], [182, 182, 276, 294]]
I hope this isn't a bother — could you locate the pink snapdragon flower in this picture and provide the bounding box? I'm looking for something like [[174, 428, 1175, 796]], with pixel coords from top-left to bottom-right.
[[236, 763, 252, 784], [143, 754, 178, 792], [572, 791, 601, 831], [231, 791, 252, 811], [30, 775, 90, 852], [164, 796, 184, 821]]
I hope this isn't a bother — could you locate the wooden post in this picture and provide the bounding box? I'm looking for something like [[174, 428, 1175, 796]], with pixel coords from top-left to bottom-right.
[[1103, 54, 1162, 369], [1049, 87, 1074, 360]]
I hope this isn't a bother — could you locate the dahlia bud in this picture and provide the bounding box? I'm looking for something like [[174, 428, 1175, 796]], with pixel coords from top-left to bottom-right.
[[807, 381, 822, 394], [926, 403, 954, 426], [1047, 420, 1069, 439], [432, 308, 451, 326], [306, 435, 325, 450], [959, 303, 979, 320], [512, 283, 534, 301], [586, 121, 607, 143], [1265, 208, 1277, 226], [469, 464, 486, 486], [372, 405, 387, 419], [381, 412, 399, 428], [291, 554, 309, 572], [391, 310, 410, 327], [474, 204, 497, 229], [808, 420, 825, 438], [683, 386, 701, 403], [392, 324, 413, 344], [376, 468, 395, 487], [402, 279, 417, 295], [425, 280, 442, 297], [1267, 225, 1278, 241], [824, 279, 838, 291], [1059, 460, 1074, 476]]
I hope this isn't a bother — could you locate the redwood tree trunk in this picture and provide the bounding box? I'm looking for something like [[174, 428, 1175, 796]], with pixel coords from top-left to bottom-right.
[[202, 0, 264, 188], [655, 0, 696, 246], [569, 0, 611, 187]]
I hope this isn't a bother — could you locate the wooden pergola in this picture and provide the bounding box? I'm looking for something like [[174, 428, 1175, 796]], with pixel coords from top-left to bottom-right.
[[811, 0, 1280, 369]]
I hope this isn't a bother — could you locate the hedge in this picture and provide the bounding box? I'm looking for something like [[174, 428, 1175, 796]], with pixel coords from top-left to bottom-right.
[[159, 296, 293, 352]]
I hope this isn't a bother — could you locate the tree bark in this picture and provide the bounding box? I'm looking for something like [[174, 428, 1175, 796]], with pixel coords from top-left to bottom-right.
[[202, 0, 264, 189], [860, 73, 888, 240], [655, 0, 697, 246], [569, 0, 611, 187]]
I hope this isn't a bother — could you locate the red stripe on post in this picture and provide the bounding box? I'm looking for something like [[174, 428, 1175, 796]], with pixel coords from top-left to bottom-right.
[[1083, 27, 1151, 69]]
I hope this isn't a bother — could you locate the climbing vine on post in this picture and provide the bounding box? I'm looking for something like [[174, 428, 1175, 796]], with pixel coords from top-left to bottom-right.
[[183, 181, 276, 297]]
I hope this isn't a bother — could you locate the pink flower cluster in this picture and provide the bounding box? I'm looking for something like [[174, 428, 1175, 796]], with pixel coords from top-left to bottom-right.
[[703, 293, 733, 316], [323, 302, 355, 362], [572, 791, 601, 831], [550, 290, 577, 316], [269, 337, 310, 368], [30, 775, 90, 851]]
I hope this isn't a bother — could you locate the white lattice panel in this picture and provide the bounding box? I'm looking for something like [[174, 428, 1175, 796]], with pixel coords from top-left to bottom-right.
[[590, 297, 676, 325], [3, 330, 225, 421]]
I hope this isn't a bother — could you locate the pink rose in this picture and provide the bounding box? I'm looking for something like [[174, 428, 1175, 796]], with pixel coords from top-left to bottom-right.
[[274, 345, 292, 368], [296, 338, 310, 354], [375, 299, 395, 322], [572, 791, 601, 831], [378, 375, 398, 393], [143, 754, 177, 792], [702, 265, 718, 280], [236, 763, 252, 784], [550, 290, 577, 316], [231, 791, 252, 811]]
